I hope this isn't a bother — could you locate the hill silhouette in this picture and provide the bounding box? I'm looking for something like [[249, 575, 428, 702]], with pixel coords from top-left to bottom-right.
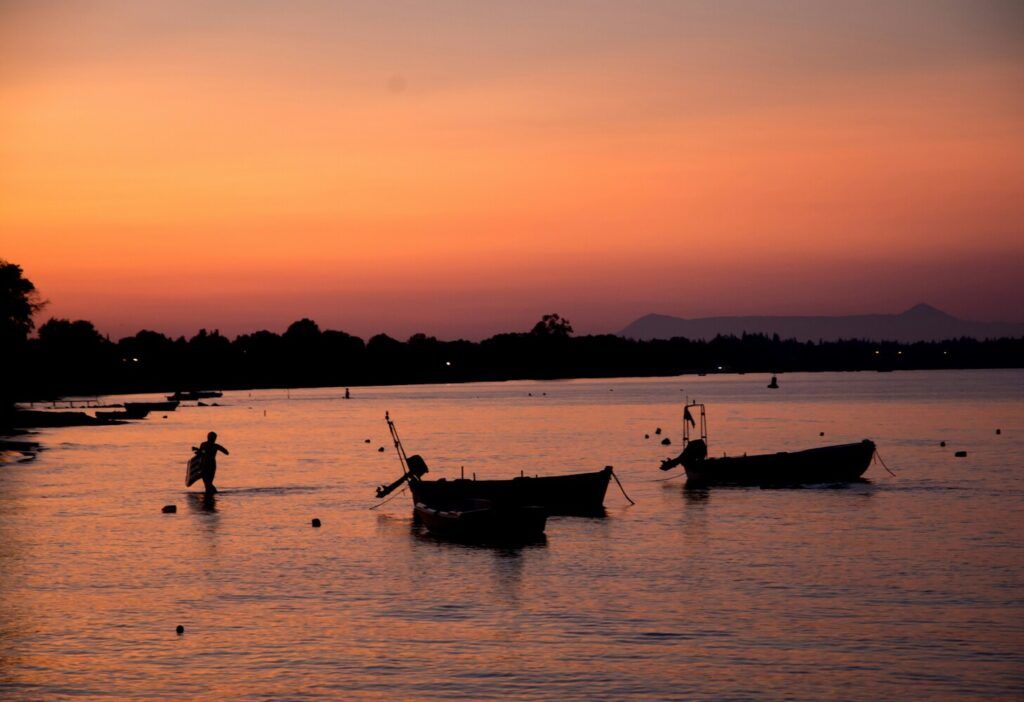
[[619, 304, 1024, 342]]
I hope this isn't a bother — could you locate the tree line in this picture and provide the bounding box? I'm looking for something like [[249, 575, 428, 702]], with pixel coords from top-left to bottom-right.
[[3, 261, 1023, 403]]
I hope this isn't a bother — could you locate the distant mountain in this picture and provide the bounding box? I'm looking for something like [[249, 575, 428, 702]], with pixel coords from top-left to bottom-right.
[[618, 304, 1024, 342]]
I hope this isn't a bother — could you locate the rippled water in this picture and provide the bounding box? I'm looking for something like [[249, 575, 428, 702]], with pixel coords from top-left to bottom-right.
[[2, 370, 1022, 700]]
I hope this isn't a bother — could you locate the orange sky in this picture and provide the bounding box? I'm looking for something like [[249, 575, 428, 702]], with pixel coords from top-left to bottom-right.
[[2, 1, 1022, 339]]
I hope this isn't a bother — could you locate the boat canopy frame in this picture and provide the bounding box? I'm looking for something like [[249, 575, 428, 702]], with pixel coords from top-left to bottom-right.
[[683, 401, 708, 451]]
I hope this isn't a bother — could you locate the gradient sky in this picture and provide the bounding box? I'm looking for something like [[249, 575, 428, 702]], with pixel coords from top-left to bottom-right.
[[2, 1, 1022, 340]]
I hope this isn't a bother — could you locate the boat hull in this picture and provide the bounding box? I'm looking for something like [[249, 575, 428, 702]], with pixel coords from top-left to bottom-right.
[[414, 501, 547, 542], [124, 401, 179, 416], [684, 440, 875, 486], [410, 467, 612, 516]]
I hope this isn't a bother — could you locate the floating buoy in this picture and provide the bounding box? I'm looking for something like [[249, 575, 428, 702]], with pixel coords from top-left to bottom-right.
[[176, 625, 185, 635], [311, 518, 321, 528], [644, 434, 649, 439], [378, 446, 385, 452], [954, 451, 967, 458], [655, 427, 662, 435], [819, 432, 825, 437], [996, 429, 1001, 435], [661, 437, 671, 446], [364, 439, 371, 443], [161, 505, 177, 514], [940, 441, 946, 447]]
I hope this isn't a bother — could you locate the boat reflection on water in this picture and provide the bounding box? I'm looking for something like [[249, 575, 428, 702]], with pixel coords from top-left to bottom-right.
[[376, 413, 614, 532]]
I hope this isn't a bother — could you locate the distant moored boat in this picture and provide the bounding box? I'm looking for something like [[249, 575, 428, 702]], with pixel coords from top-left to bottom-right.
[[660, 402, 876, 486]]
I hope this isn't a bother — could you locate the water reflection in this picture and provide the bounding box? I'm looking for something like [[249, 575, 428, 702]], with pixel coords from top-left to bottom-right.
[[682, 484, 711, 503], [188, 491, 219, 514]]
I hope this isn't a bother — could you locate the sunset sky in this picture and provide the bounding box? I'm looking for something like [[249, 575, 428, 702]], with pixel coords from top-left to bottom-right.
[[2, 1, 1022, 340]]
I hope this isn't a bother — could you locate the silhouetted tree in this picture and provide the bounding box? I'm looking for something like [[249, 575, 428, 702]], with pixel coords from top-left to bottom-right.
[[531, 313, 573, 337], [0, 260, 44, 344], [0, 260, 45, 417]]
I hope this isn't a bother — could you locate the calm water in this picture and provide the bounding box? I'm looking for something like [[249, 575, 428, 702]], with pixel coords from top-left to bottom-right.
[[2, 371, 1023, 700]]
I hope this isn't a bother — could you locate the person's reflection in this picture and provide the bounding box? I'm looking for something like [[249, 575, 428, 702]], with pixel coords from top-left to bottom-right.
[[188, 491, 219, 514]]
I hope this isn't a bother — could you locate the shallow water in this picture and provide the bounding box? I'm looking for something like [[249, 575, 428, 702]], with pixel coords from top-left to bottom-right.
[[2, 370, 1023, 700]]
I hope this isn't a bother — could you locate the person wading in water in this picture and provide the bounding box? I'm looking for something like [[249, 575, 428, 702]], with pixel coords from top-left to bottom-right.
[[193, 431, 229, 494]]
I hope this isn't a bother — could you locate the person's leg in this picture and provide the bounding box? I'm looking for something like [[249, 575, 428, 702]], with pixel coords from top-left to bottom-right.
[[202, 464, 218, 493]]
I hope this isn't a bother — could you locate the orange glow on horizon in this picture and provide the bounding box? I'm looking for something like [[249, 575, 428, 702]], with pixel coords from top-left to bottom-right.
[[2, 1, 1022, 339]]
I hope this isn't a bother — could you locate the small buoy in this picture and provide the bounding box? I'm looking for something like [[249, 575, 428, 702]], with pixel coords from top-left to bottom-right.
[[954, 451, 967, 458], [940, 441, 946, 447], [161, 504, 177, 514], [655, 427, 662, 435], [364, 439, 371, 443], [176, 625, 185, 635], [644, 434, 649, 439], [661, 437, 671, 446], [311, 518, 321, 528], [996, 429, 1001, 435], [378, 446, 385, 452], [819, 432, 825, 437]]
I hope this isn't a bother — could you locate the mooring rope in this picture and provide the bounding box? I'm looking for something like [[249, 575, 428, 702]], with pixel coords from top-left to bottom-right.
[[368, 485, 408, 510], [611, 469, 636, 505], [874, 449, 897, 477]]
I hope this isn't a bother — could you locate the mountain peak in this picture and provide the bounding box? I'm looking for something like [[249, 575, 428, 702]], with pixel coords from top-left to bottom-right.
[[901, 303, 951, 319]]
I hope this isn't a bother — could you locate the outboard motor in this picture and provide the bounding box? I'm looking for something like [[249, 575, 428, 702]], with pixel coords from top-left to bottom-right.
[[680, 439, 708, 466], [660, 438, 709, 472], [405, 454, 429, 478], [376, 453, 430, 498]]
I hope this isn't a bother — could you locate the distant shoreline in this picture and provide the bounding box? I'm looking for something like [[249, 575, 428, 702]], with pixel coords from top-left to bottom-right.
[[9, 320, 1023, 405]]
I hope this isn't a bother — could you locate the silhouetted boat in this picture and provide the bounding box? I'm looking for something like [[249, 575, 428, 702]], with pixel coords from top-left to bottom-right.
[[660, 402, 876, 486], [167, 390, 223, 401], [414, 499, 547, 541], [95, 409, 148, 421], [123, 401, 178, 416], [376, 413, 613, 516]]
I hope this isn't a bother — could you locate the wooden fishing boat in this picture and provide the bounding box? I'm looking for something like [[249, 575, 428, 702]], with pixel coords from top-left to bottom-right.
[[376, 413, 614, 516], [660, 403, 876, 486], [414, 499, 547, 542], [123, 401, 178, 416], [167, 390, 223, 401]]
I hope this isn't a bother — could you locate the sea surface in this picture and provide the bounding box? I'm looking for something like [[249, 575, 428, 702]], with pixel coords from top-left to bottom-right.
[[2, 370, 1022, 700]]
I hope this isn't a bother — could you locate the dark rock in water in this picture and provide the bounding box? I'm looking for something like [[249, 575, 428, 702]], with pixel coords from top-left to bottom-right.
[[655, 427, 662, 435], [644, 434, 650, 439], [940, 441, 946, 447], [176, 625, 184, 635], [996, 429, 1001, 435], [661, 437, 671, 445], [311, 518, 321, 528], [819, 432, 825, 436], [378, 446, 385, 452], [954, 451, 967, 457], [364, 439, 371, 443], [161, 504, 177, 514]]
